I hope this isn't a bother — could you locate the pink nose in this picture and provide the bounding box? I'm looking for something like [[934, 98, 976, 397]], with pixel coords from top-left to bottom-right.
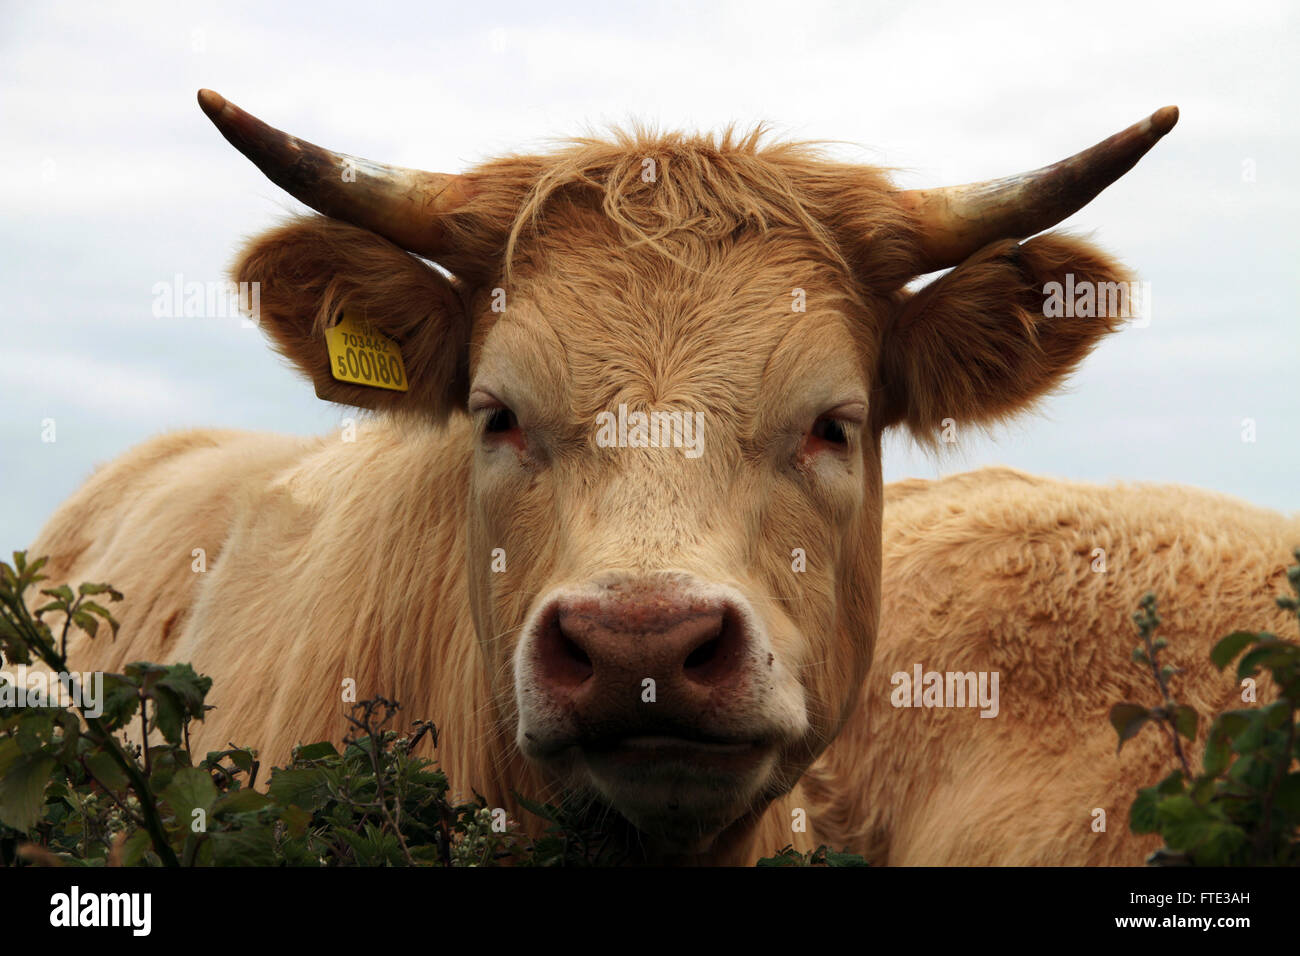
[[531, 590, 751, 734]]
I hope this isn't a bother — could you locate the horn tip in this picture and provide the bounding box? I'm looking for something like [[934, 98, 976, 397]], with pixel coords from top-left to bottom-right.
[[1151, 105, 1179, 136], [197, 88, 227, 118]]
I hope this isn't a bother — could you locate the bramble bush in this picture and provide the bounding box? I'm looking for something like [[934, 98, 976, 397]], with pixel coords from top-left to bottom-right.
[[0, 551, 862, 867], [1110, 548, 1300, 865]]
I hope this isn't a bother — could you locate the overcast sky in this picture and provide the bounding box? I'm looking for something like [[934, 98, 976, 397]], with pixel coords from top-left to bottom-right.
[[1, 0, 1296, 549]]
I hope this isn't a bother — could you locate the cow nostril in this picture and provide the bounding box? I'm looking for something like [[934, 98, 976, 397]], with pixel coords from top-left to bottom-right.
[[681, 608, 745, 686], [562, 634, 592, 670], [684, 638, 719, 671], [536, 612, 595, 688]]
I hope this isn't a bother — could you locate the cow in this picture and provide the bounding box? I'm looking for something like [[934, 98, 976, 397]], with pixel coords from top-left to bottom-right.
[[31, 90, 1278, 866], [805, 469, 1299, 864]]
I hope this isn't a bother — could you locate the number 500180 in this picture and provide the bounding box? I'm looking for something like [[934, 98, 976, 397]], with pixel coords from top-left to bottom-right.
[[338, 348, 405, 387]]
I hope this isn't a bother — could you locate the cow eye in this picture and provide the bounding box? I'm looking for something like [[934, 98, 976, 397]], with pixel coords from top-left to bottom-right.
[[809, 416, 848, 446], [469, 388, 526, 450], [485, 407, 519, 434]]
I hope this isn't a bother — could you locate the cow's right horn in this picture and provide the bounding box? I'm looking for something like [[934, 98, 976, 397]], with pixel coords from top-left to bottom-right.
[[898, 106, 1179, 274], [197, 89, 472, 259]]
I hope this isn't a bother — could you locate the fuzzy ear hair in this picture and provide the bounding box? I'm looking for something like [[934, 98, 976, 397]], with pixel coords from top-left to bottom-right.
[[233, 215, 470, 420], [875, 232, 1136, 441]]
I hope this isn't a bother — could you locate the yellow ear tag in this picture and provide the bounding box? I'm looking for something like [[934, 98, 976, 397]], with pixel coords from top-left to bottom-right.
[[325, 311, 409, 392]]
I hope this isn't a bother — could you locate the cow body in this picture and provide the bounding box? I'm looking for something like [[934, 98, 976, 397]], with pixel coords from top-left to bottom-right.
[[805, 469, 1298, 864], [23, 97, 1213, 864], [31, 435, 1296, 864]]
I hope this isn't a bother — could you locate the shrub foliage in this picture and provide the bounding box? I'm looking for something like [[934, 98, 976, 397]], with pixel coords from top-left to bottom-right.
[[0, 551, 861, 867], [1110, 549, 1300, 865]]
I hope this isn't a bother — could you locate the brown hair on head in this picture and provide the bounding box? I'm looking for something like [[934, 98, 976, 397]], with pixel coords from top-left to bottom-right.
[[432, 124, 918, 290]]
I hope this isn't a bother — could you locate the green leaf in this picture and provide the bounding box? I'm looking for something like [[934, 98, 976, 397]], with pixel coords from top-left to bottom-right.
[[512, 791, 565, 825], [0, 739, 56, 833], [77, 583, 124, 602], [1189, 822, 1249, 865], [1155, 769, 1186, 795], [268, 767, 330, 811], [822, 848, 870, 867], [1262, 699, 1293, 729], [1237, 642, 1292, 680], [150, 685, 185, 746], [756, 845, 817, 866], [336, 824, 401, 866], [1130, 785, 1160, 833], [205, 747, 254, 775], [1173, 705, 1198, 741], [213, 788, 271, 816], [1227, 754, 1271, 790], [1154, 795, 1212, 850], [1203, 726, 1233, 777], [1109, 702, 1152, 753], [1189, 774, 1217, 804], [118, 828, 152, 866], [209, 826, 278, 866], [70, 609, 99, 640], [1212, 631, 1259, 670], [1232, 705, 1287, 754], [228, 748, 254, 774], [161, 767, 218, 830], [84, 748, 129, 792], [96, 673, 141, 730], [292, 741, 340, 762], [156, 663, 212, 719], [76, 600, 120, 638], [279, 804, 312, 838], [1212, 709, 1253, 745]]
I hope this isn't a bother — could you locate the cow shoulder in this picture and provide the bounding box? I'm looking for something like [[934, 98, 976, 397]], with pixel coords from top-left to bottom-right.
[[28, 428, 321, 670]]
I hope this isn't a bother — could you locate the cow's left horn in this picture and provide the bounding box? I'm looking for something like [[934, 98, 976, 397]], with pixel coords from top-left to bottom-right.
[[197, 89, 472, 258], [898, 106, 1178, 274]]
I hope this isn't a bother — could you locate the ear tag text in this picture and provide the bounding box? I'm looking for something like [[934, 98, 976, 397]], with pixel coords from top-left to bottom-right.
[[326, 311, 408, 392]]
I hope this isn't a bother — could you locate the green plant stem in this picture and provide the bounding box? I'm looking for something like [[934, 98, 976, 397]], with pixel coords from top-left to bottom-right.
[[1140, 617, 1194, 780]]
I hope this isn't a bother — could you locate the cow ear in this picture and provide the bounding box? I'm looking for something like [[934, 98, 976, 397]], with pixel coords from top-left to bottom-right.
[[874, 232, 1134, 440], [232, 215, 470, 420]]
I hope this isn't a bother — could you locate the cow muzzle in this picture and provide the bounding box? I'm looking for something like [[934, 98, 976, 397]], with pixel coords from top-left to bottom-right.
[[514, 574, 807, 840]]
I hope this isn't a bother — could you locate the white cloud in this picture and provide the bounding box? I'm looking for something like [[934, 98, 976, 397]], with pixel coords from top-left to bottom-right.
[[1, 0, 1296, 547]]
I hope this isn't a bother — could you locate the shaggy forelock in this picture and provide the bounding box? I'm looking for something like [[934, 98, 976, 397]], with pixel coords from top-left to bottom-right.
[[435, 123, 917, 289]]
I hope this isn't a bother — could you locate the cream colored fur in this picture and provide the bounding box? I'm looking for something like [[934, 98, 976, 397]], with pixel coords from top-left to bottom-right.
[[803, 467, 1299, 864], [30, 435, 1296, 864], [26, 127, 1277, 866]]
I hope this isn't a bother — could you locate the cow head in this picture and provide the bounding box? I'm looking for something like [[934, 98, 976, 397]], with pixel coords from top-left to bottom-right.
[[202, 91, 1174, 860]]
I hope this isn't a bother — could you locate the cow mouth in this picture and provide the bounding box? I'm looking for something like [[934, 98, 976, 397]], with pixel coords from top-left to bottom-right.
[[550, 732, 780, 848], [581, 733, 768, 771]]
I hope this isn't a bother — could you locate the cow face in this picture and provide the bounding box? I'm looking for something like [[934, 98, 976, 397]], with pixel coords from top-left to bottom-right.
[[211, 91, 1170, 858], [462, 209, 886, 851]]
